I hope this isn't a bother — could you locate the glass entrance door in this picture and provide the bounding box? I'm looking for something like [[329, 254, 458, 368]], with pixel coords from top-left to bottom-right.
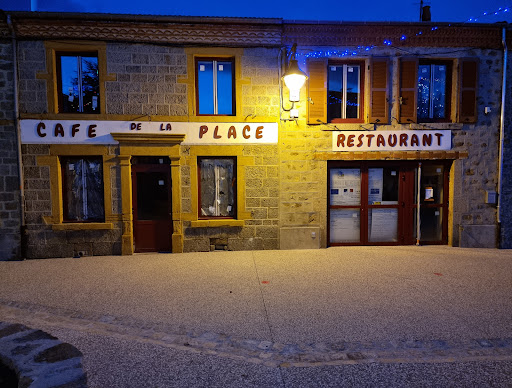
[[413, 164, 449, 244], [328, 161, 450, 246]]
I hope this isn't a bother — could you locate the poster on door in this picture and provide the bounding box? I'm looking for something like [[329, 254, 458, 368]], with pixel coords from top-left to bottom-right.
[[330, 209, 360, 243], [330, 169, 361, 206], [368, 168, 383, 204]]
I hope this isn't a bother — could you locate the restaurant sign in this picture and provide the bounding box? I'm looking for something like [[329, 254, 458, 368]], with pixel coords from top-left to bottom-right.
[[332, 130, 451, 151], [20, 120, 278, 145]]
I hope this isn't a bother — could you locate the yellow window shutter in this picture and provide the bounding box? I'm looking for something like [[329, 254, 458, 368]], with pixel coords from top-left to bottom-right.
[[458, 58, 478, 123], [369, 58, 389, 124], [306, 58, 327, 125], [398, 58, 418, 123]]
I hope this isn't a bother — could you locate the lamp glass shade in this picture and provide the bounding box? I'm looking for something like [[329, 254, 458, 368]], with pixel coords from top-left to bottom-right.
[[283, 59, 307, 91]]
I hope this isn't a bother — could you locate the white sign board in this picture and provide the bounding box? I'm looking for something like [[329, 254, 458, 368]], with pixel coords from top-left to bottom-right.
[[20, 120, 278, 145], [332, 130, 451, 152]]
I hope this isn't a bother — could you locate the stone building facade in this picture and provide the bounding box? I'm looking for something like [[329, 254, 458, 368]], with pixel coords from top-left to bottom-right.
[[0, 12, 510, 259]]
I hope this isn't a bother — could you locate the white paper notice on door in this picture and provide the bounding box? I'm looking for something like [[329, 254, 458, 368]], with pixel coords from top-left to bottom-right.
[[368, 168, 383, 204], [330, 209, 360, 243], [369, 208, 398, 242], [330, 168, 361, 206]]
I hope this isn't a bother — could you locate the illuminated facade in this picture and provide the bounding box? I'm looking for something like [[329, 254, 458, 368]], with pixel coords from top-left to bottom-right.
[[0, 12, 510, 259]]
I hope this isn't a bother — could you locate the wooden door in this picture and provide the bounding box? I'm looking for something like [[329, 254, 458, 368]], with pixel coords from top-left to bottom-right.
[[132, 164, 172, 252]]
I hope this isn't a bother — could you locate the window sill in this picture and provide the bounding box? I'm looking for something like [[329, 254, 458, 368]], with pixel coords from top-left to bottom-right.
[[190, 219, 244, 228], [51, 222, 114, 231]]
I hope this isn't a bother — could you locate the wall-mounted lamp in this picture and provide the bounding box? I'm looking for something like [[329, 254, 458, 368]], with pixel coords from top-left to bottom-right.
[[282, 43, 308, 102]]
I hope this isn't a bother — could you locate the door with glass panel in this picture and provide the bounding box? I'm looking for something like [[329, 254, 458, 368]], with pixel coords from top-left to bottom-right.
[[328, 161, 449, 246], [412, 163, 449, 244], [328, 163, 402, 245]]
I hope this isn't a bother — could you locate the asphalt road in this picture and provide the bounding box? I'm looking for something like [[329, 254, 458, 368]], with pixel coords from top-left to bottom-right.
[[1, 246, 512, 387]]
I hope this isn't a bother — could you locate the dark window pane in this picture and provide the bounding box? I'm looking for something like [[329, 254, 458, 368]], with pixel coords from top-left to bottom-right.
[[81, 56, 100, 113], [328, 65, 343, 121], [217, 61, 233, 115], [417, 64, 431, 119], [414, 208, 443, 241], [368, 168, 399, 205], [200, 158, 235, 218], [432, 65, 447, 119], [60, 56, 79, 113], [198, 61, 214, 114], [62, 157, 104, 222], [346, 65, 359, 118]]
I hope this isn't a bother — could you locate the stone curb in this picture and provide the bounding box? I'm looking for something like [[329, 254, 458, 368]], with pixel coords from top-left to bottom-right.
[[0, 321, 87, 388]]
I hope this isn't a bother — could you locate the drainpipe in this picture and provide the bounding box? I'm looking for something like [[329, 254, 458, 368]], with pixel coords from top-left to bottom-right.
[[416, 162, 421, 245], [6, 15, 26, 257], [497, 27, 507, 248]]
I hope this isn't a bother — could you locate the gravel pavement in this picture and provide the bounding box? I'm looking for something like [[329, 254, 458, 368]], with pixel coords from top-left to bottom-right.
[[1, 246, 512, 387]]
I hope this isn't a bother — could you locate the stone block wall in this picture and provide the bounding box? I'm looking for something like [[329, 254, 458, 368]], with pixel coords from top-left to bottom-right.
[[106, 43, 188, 116], [0, 41, 21, 260], [241, 48, 280, 119], [17, 41, 47, 114], [240, 145, 280, 250]]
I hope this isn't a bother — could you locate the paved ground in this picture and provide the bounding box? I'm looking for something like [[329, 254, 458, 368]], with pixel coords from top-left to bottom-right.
[[1, 246, 512, 387]]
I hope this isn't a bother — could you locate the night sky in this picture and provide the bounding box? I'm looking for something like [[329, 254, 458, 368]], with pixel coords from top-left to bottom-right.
[[1, 0, 512, 23]]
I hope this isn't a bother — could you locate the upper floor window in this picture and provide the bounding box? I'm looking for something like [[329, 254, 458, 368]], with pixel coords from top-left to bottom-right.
[[198, 157, 236, 218], [328, 62, 364, 123], [57, 52, 100, 113], [399, 57, 477, 123], [196, 58, 235, 115], [417, 61, 452, 122], [61, 156, 104, 222]]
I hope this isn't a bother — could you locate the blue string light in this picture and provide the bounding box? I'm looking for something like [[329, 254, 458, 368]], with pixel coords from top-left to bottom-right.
[[467, 5, 510, 22], [298, 4, 509, 61]]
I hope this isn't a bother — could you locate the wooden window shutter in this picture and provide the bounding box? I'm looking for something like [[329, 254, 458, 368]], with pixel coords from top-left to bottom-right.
[[458, 58, 478, 123], [398, 58, 418, 123], [369, 58, 389, 124], [306, 58, 327, 125]]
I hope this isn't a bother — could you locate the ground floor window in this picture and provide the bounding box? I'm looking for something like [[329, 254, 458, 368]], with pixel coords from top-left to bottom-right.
[[328, 161, 449, 245], [198, 157, 236, 218], [61, 157, 104, 222]]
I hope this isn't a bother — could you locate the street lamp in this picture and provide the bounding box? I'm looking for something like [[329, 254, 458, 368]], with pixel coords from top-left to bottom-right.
[[282, 43, 308, 102]]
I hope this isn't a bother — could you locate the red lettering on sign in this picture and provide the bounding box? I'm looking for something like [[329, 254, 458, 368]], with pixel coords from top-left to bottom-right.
[[199, 125, 208, 139], [255, 126, 263, 139], [337, 134, 346, 147], [366, 134, 375, 147], [88, 125, 97, 138], [411, 134, 419, 147], [54, 123, 64, 137], [243, 125, 250, 139], [227, 126, 237, 139], [71, 124, 80, 137], [376, 134, 385, 147], [37, 122, 46, 138], [435, 133, 443, 146], [388, 134, 397, 147], [422, 134, 432, 146], [400, 134, 408, 146], [213, 126, 221, 139], [357, 134, 364, 147], [347, 134, 355, 147]]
